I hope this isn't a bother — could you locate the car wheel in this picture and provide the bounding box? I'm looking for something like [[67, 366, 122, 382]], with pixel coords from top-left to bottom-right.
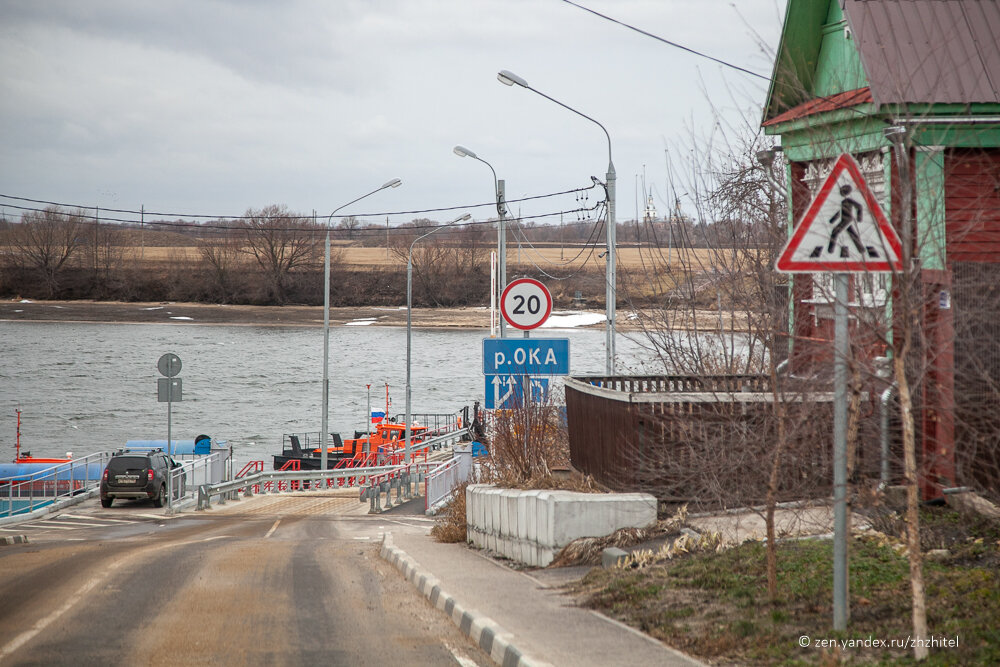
[[152, 484, 165, 508], [101, 497, 113, 508]]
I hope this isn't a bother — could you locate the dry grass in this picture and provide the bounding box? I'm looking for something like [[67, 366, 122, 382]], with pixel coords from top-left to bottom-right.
[[27, 243, 727, 271], [550, 505, 690, 567], [430, 482, 469, 543]]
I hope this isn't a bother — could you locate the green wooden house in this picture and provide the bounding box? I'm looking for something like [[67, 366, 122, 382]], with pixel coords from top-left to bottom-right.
[[761, 0, 1000, 500]]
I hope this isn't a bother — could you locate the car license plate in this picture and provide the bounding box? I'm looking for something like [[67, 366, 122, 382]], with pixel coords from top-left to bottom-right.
[[115, 475, 139, 484]]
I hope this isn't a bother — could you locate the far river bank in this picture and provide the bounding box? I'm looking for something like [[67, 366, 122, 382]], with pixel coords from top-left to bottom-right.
[[1, 298, 747, 331]]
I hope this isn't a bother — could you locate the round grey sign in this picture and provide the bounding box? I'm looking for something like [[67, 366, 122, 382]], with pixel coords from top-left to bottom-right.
[[157, 353, 182, 377]]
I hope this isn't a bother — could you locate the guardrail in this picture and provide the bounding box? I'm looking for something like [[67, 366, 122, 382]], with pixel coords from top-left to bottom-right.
[[198, 428, 473, 513], [197, 465, 403, 510], [0, 451, 112, 521], [361, 426, 471, 514]]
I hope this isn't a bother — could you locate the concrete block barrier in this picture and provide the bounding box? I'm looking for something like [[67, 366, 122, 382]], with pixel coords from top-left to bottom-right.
[[466, 485, 657, 567]]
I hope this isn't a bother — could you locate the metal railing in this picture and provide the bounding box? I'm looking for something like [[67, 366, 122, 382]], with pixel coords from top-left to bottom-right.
[[0, 451, 112, 521], [197, 427, 472, 512], [424, 458, 463, 513], [197, 465, 403, 510]]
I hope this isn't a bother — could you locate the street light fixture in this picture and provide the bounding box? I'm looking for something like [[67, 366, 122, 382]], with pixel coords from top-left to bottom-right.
[[453, 145, 508, 338], [321, 178, 401, 471], [498, 69, 618, 375], [405, 213, 472, 464]]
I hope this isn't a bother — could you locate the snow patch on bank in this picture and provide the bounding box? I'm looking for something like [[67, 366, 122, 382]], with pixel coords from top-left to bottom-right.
[[539, 311, 606, 328]]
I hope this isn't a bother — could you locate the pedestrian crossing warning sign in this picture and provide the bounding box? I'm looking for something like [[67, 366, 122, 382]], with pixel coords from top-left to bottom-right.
[[776, 153, 903, 273]]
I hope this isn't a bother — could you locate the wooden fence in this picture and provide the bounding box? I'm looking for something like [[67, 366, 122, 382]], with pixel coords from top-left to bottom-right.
[[565, 375, 862, 510]]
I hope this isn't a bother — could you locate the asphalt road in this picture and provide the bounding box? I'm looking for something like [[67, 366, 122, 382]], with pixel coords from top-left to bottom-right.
[[0, 494, 491, 666]]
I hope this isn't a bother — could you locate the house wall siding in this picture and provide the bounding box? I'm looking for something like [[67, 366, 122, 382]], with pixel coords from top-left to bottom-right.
[[945, 148, 1000, 262]]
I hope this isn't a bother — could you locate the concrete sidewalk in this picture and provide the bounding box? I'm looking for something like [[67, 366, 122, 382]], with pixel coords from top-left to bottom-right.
[[380, 525, 705, 667]]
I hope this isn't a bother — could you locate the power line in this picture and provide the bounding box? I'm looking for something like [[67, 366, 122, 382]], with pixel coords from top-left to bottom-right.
[[561, 0, 884, 126], [0, 183, 598, 223], [0, 199, 604, 236], [560, 0, 770, 81]]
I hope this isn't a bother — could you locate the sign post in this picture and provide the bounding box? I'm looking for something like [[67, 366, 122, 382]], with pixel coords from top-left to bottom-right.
[[776, 153, 902, 631], [157, 353, 182, 512]]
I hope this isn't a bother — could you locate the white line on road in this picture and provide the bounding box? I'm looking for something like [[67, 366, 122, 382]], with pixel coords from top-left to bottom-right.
[[60, 514, 137, 523], [36, 520, 109, 528], [264, 519, 281, 538]]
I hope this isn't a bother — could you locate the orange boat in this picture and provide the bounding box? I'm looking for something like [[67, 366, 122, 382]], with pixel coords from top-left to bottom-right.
[[272, 386, 465, 470], [273, 421, 436, 470]]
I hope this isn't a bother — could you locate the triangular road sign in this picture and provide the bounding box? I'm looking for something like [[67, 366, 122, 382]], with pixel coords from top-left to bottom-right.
[[776, 153, 903, 273]]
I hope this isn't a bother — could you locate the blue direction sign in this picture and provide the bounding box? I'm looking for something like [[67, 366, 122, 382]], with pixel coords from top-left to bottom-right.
[[484, 375, 550, 410], [482, 338, 570, 376]]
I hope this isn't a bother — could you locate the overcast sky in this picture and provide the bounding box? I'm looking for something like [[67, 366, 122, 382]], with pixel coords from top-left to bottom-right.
[[0, 0, 786, 227]]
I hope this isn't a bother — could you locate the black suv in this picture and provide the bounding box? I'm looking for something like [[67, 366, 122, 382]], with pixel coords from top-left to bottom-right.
[[100, 450, 186, 508]]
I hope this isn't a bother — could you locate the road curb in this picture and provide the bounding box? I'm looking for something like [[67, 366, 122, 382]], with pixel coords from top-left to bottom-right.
[[0, 535, 29, 546], [380, 532, 552, 667]]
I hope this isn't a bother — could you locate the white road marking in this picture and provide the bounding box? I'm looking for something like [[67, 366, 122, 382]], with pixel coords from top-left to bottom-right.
[[36, 520, 108, 528], [60, 514, 138, 523], [264, 519, 281, 538]]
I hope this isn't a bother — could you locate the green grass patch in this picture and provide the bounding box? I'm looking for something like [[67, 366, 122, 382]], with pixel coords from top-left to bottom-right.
[[572, 508, 1000, 665]]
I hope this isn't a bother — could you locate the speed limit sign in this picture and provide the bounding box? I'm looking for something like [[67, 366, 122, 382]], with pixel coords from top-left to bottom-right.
[[500, 278, 552, 330]]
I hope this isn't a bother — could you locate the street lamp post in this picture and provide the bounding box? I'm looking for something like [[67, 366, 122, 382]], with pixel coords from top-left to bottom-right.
[[453, 145, 508, 338], [498, 69, 617, 375], [321, 178, 401, 471], [405, 213, 472, 464]]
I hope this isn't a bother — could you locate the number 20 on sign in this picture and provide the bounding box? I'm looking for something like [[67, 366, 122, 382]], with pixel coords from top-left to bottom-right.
[[500, 278, 552, 330]]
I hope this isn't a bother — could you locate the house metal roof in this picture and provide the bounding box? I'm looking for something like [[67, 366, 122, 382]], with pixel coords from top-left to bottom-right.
[[762, 87, 873, 127], [764, 0, 1000, 126], [843, 0, 1000, 107]]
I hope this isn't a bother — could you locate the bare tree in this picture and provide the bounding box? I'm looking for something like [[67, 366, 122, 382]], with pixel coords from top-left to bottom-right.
[[8, 206, 86, 297], [238, 205, 322, 304], [198, 226, 246, 302]]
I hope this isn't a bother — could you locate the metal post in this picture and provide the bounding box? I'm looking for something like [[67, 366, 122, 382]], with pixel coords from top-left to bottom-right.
[[321, 231, 330, 472], [833, 272, 850, 630], [167, 391, 173, 511], [606, 163, 616, 376], [323, 180, 402, 473], [406, 254, 413, 464], [405, 213, 469, 465], [498, 179, 508, 338]]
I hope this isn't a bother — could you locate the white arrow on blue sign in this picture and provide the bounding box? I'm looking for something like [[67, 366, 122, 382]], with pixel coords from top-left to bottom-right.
[[484, 374, 550, 410], [482, 338, 570, 375]]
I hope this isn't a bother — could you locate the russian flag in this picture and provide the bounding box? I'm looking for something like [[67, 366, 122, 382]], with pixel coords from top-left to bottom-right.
[[371, 411, 386, 423]]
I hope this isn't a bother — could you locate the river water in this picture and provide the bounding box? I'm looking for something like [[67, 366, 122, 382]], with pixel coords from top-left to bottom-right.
[[2, 320, 660, 469]]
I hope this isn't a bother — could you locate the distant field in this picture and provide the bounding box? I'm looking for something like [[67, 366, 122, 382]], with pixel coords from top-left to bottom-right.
[[118, 244, 725, 271]]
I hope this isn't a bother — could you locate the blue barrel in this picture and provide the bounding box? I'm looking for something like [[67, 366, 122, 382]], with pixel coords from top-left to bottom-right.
[[125, 440, 197, 455]]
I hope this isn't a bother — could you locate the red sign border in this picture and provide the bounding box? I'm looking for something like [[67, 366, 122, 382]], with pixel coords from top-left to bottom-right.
[[776, 153, 903, 273], [500, 278, 553, 330]]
